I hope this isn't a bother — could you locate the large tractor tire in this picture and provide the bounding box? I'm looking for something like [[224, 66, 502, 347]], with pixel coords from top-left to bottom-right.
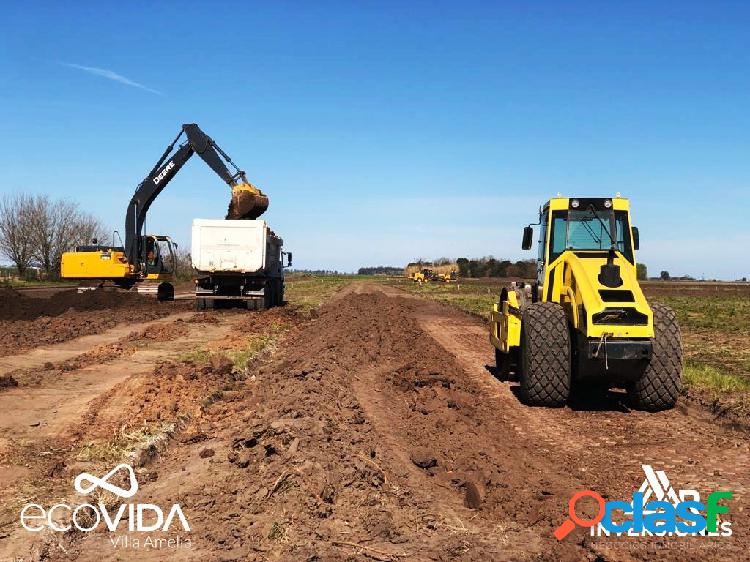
[[519, 302, 571, 407], [628, 303, 682, 411]]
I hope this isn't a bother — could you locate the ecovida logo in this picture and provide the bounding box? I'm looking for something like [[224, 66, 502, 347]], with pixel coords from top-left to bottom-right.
[[554, 464, 733, 540], [20, 463, 192, 549]]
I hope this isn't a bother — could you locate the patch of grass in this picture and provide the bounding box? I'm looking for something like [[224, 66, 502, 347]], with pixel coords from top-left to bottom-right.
[[77, 421, 176, 463], [652, 296, 750, 333], [683, 361, 750, 395], [284, 274, 358, 312], [178, 349, 211, 364], [383, 277, 498, 317], [227, 334, 277, 371], [267, 521, 287, 541], [77, 441, 132, 464]]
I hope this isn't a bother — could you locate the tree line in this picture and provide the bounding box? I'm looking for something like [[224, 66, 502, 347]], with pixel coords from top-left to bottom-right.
[[0, 194, 108, 279], [456, 257, 537, 278], [358, 266, 403, 275]]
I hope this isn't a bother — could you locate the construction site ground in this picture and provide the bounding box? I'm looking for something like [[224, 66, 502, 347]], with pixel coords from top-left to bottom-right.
[[0, 280, 746, 562]]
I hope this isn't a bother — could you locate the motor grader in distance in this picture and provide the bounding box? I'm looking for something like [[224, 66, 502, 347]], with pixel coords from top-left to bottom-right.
[[489, 195, 682, 411]]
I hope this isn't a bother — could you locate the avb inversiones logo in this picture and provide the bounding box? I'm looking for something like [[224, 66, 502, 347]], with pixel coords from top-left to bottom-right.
[[554, 464, 733, 540], [21, 463, 190, 534]]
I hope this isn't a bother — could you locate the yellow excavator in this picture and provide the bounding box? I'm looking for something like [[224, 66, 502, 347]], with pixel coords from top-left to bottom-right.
[[490, 195, 682, 411], [61, 124, 268, 300]]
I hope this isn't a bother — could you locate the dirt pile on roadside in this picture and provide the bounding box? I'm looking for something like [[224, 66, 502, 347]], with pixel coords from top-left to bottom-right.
[[83, 292, 564, 561], [0, 288, 170, 321], [0, 290, 189, 356]]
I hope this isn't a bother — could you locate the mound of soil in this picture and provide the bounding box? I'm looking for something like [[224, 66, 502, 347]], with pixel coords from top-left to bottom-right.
[[0, 289, 189, 356], [126, 320, 190, 342], [104, 292, 552, 561], [0, 288, 161, 321]]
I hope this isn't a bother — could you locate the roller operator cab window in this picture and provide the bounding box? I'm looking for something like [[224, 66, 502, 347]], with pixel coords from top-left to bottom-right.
[[549, 209, 633, 263]]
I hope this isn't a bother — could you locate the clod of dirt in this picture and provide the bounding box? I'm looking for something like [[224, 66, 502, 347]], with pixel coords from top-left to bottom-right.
[[410, 449, 438, 469], [199, 448, 215, 458], [127, 322, 189, 342], [464, 479, 484, 509], [0, 374, 19, 389], [320, 483, 336, 504], [210, 353, 234, 375]]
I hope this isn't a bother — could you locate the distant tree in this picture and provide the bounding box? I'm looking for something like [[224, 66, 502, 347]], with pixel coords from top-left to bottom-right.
[[456, 258, 469, 278], [660, 270, 670, 281], [357, 266, 402, 275], [173, 247, 194, 281], [29, 195, 108, 279], [636, 263, 648, 281], [0, 194, 36, 276]]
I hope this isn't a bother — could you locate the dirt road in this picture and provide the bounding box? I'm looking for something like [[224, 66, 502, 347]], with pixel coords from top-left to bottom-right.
[[0, 282, 746, 561]]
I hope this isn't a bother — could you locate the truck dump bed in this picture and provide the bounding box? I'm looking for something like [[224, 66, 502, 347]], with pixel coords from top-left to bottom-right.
[[191, 219, 282, 275]]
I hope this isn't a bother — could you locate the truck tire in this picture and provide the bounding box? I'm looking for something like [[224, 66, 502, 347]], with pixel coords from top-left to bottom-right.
[[519, 302, 571, 407], [196, 298, 205, 311], [628, 304, 682, 411], [157, 283, 174, 302]]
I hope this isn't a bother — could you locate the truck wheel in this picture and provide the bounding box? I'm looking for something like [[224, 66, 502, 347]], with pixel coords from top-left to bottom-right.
[[519, 302, 571, 407], [196, 298, 206, 311], [628, 304, 682, 411], [157, 283, 174, 302]]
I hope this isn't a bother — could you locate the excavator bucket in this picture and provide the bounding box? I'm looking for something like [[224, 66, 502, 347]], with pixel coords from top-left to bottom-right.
[[226, 182, 269, 220]]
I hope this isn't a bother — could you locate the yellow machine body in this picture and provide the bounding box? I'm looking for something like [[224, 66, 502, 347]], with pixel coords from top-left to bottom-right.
[[60, 247, 135, 281], [491, 195, 652, 355], [61, 235, 175, 286]]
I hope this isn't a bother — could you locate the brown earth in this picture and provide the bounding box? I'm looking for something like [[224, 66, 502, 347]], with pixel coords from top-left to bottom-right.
[[0, 283, 746, 562], [0, 287, 190, 356]]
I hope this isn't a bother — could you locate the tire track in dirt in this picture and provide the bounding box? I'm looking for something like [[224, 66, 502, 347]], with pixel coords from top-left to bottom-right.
[[0, 313, 195, 376], [0, 312, 244, 558]]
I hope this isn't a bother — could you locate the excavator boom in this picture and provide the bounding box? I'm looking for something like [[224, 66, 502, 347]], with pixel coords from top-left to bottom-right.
[[125, 124, 268, 271]]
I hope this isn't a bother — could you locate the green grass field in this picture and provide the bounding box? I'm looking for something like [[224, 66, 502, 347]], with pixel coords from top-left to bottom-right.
[[284, 274, 360, 313]]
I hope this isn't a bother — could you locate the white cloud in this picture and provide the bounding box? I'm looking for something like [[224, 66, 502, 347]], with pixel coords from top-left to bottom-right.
[[61, 63, 163, 95]]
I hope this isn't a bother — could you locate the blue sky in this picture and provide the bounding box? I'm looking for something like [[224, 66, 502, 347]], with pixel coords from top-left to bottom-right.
[[1, 1, 748, 278]]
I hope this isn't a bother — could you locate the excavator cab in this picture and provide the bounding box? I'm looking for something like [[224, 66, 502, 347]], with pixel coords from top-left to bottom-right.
[[143, 235, 176, 277], [137, 235, 176, 301]]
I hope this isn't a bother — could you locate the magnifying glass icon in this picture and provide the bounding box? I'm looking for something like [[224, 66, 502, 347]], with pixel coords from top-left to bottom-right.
[[553, 490, 606, 541]]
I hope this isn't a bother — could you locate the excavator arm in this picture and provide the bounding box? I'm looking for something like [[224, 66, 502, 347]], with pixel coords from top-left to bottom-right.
[[124, 123, 268, 271]]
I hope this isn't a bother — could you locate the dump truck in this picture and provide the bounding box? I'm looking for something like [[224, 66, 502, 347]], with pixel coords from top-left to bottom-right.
[[489, 195, 682, 411], [192, 219, 291, 310]]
